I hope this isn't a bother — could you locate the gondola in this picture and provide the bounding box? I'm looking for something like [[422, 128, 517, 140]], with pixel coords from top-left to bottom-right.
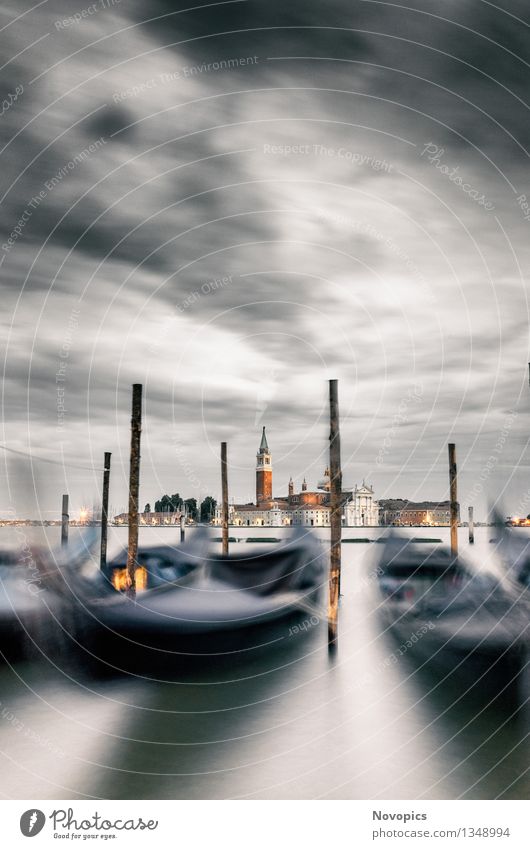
[[376, 534, 528, 699], [67, 528, 325, 673], [0, 547, 61, 661], [491, 515, 530, 593]]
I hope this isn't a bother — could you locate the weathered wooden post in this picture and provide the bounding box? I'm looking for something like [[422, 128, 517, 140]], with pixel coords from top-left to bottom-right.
[[448, 442, 458, 557], [126, 384, 142, 599], [468, 505, 474, 544], [61, 494, 69, 548], [221, 441, 229, 556], [328, 379, 342, 647], [100, 452, 111, 569], [180, 513, 185, 543]]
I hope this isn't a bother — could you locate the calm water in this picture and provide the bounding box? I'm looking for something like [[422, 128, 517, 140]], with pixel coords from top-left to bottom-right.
[[0, 526, 528, 800]]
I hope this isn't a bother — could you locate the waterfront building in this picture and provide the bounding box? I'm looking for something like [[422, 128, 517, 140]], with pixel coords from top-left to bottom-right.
[[214, 428, 378, 527], [256, 427, 273, 504], [378, 499, 459, 526], [113, 511, 183, 526], [344, 482, 379, 526]]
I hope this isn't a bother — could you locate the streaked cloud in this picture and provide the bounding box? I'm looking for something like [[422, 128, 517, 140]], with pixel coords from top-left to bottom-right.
[[1, 0, 529, 518]]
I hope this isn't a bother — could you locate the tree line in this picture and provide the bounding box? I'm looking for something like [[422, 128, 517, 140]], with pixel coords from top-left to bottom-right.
[[143, 494, 217, 522]]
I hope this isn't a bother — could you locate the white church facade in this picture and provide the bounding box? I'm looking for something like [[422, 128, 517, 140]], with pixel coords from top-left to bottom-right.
[[343, 482, 379, 526]]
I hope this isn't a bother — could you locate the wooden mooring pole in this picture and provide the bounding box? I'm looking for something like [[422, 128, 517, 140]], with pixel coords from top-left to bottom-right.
[[126, 384, 142, 600], [221, 441, 229, 556], [448, 442, 458, 558], [61, 494, 69, 548], [468, 505, 474, 544], [180, 513, 185, 543], [328, 379, 342, 648], [100, 452, 111, 570]]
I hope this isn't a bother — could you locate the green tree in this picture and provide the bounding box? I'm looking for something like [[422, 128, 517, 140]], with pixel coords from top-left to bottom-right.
[[200, 496, 217, 523], [143, 503, 151, 514], [170, 493, 183, 511], [184, 498, 198, 520], [154, 493, 183, 512]]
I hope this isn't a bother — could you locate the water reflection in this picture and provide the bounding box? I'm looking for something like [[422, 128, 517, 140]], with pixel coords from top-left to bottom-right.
[[0, 527, 527, 799]]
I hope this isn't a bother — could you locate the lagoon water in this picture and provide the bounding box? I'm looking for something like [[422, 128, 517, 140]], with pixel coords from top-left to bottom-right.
[[0, 525, 528, 799]]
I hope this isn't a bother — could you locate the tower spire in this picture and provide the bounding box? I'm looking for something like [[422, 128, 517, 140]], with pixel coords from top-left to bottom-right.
[[256, 427, 272, 505], [259, 425, 269, 453]]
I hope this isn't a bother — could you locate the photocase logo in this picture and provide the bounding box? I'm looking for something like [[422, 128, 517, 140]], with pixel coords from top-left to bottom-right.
[[20, 810, 46, 837]]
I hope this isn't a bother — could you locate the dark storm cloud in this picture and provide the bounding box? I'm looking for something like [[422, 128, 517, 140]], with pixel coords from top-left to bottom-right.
[[86, 103, 137, 139], [1, 0, 529, 516], [133, 0, 530, 152]]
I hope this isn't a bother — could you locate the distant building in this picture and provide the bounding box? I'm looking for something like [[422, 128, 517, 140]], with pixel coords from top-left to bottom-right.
[[255, 426, 273, 505], [378, 499, 459, 526], [113, 511, 182, 526], [344, 483, 379, 526], [214, 428, 378, 527]]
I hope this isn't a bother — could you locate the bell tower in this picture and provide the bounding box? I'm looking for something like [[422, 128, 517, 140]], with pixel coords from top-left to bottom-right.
[[256, 426, 272, 506]]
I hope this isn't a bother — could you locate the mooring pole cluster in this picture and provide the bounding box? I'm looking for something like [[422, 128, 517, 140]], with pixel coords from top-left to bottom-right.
[[74, 380, 469, 640]]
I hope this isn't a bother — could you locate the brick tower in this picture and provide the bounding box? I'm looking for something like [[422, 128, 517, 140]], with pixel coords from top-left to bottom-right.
[[256, 426, 272, 506]]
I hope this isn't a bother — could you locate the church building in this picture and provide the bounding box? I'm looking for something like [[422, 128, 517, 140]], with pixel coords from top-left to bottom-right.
[[343, 482, 379, 526], [214, 428, 379, 527]]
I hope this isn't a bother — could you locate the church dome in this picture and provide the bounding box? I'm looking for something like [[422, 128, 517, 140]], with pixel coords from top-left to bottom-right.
[[317, 466, 331, 491]]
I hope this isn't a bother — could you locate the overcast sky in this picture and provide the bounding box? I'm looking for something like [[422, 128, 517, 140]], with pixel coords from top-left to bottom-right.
[[1, 0, 529, 520]]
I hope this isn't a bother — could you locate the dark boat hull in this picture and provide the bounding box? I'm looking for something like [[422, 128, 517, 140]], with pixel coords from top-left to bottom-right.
[[377, 534, 529, 701], [380, 606, 527, 701], [69, 531, 325, 675]]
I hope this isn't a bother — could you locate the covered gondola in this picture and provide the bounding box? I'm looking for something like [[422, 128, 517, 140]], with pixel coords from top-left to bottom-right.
[[376, 534, 528, 700], [66, 529, 325, 673], [492, 516, 530, 592]]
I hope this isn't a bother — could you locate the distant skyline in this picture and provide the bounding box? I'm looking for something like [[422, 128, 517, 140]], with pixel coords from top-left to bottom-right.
[[1, 0, 530, 521]]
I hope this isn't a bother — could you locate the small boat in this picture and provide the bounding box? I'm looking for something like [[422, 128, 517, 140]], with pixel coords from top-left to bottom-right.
[[68, 529, 325, 673], [491, 516, 530, 592], [0, 547, 62, 661], [376, 534, 528, 700], [103, 543, 197, 592]]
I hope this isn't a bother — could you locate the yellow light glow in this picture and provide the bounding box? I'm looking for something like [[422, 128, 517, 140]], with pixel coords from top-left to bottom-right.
[[111, 566, 148, 593]]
